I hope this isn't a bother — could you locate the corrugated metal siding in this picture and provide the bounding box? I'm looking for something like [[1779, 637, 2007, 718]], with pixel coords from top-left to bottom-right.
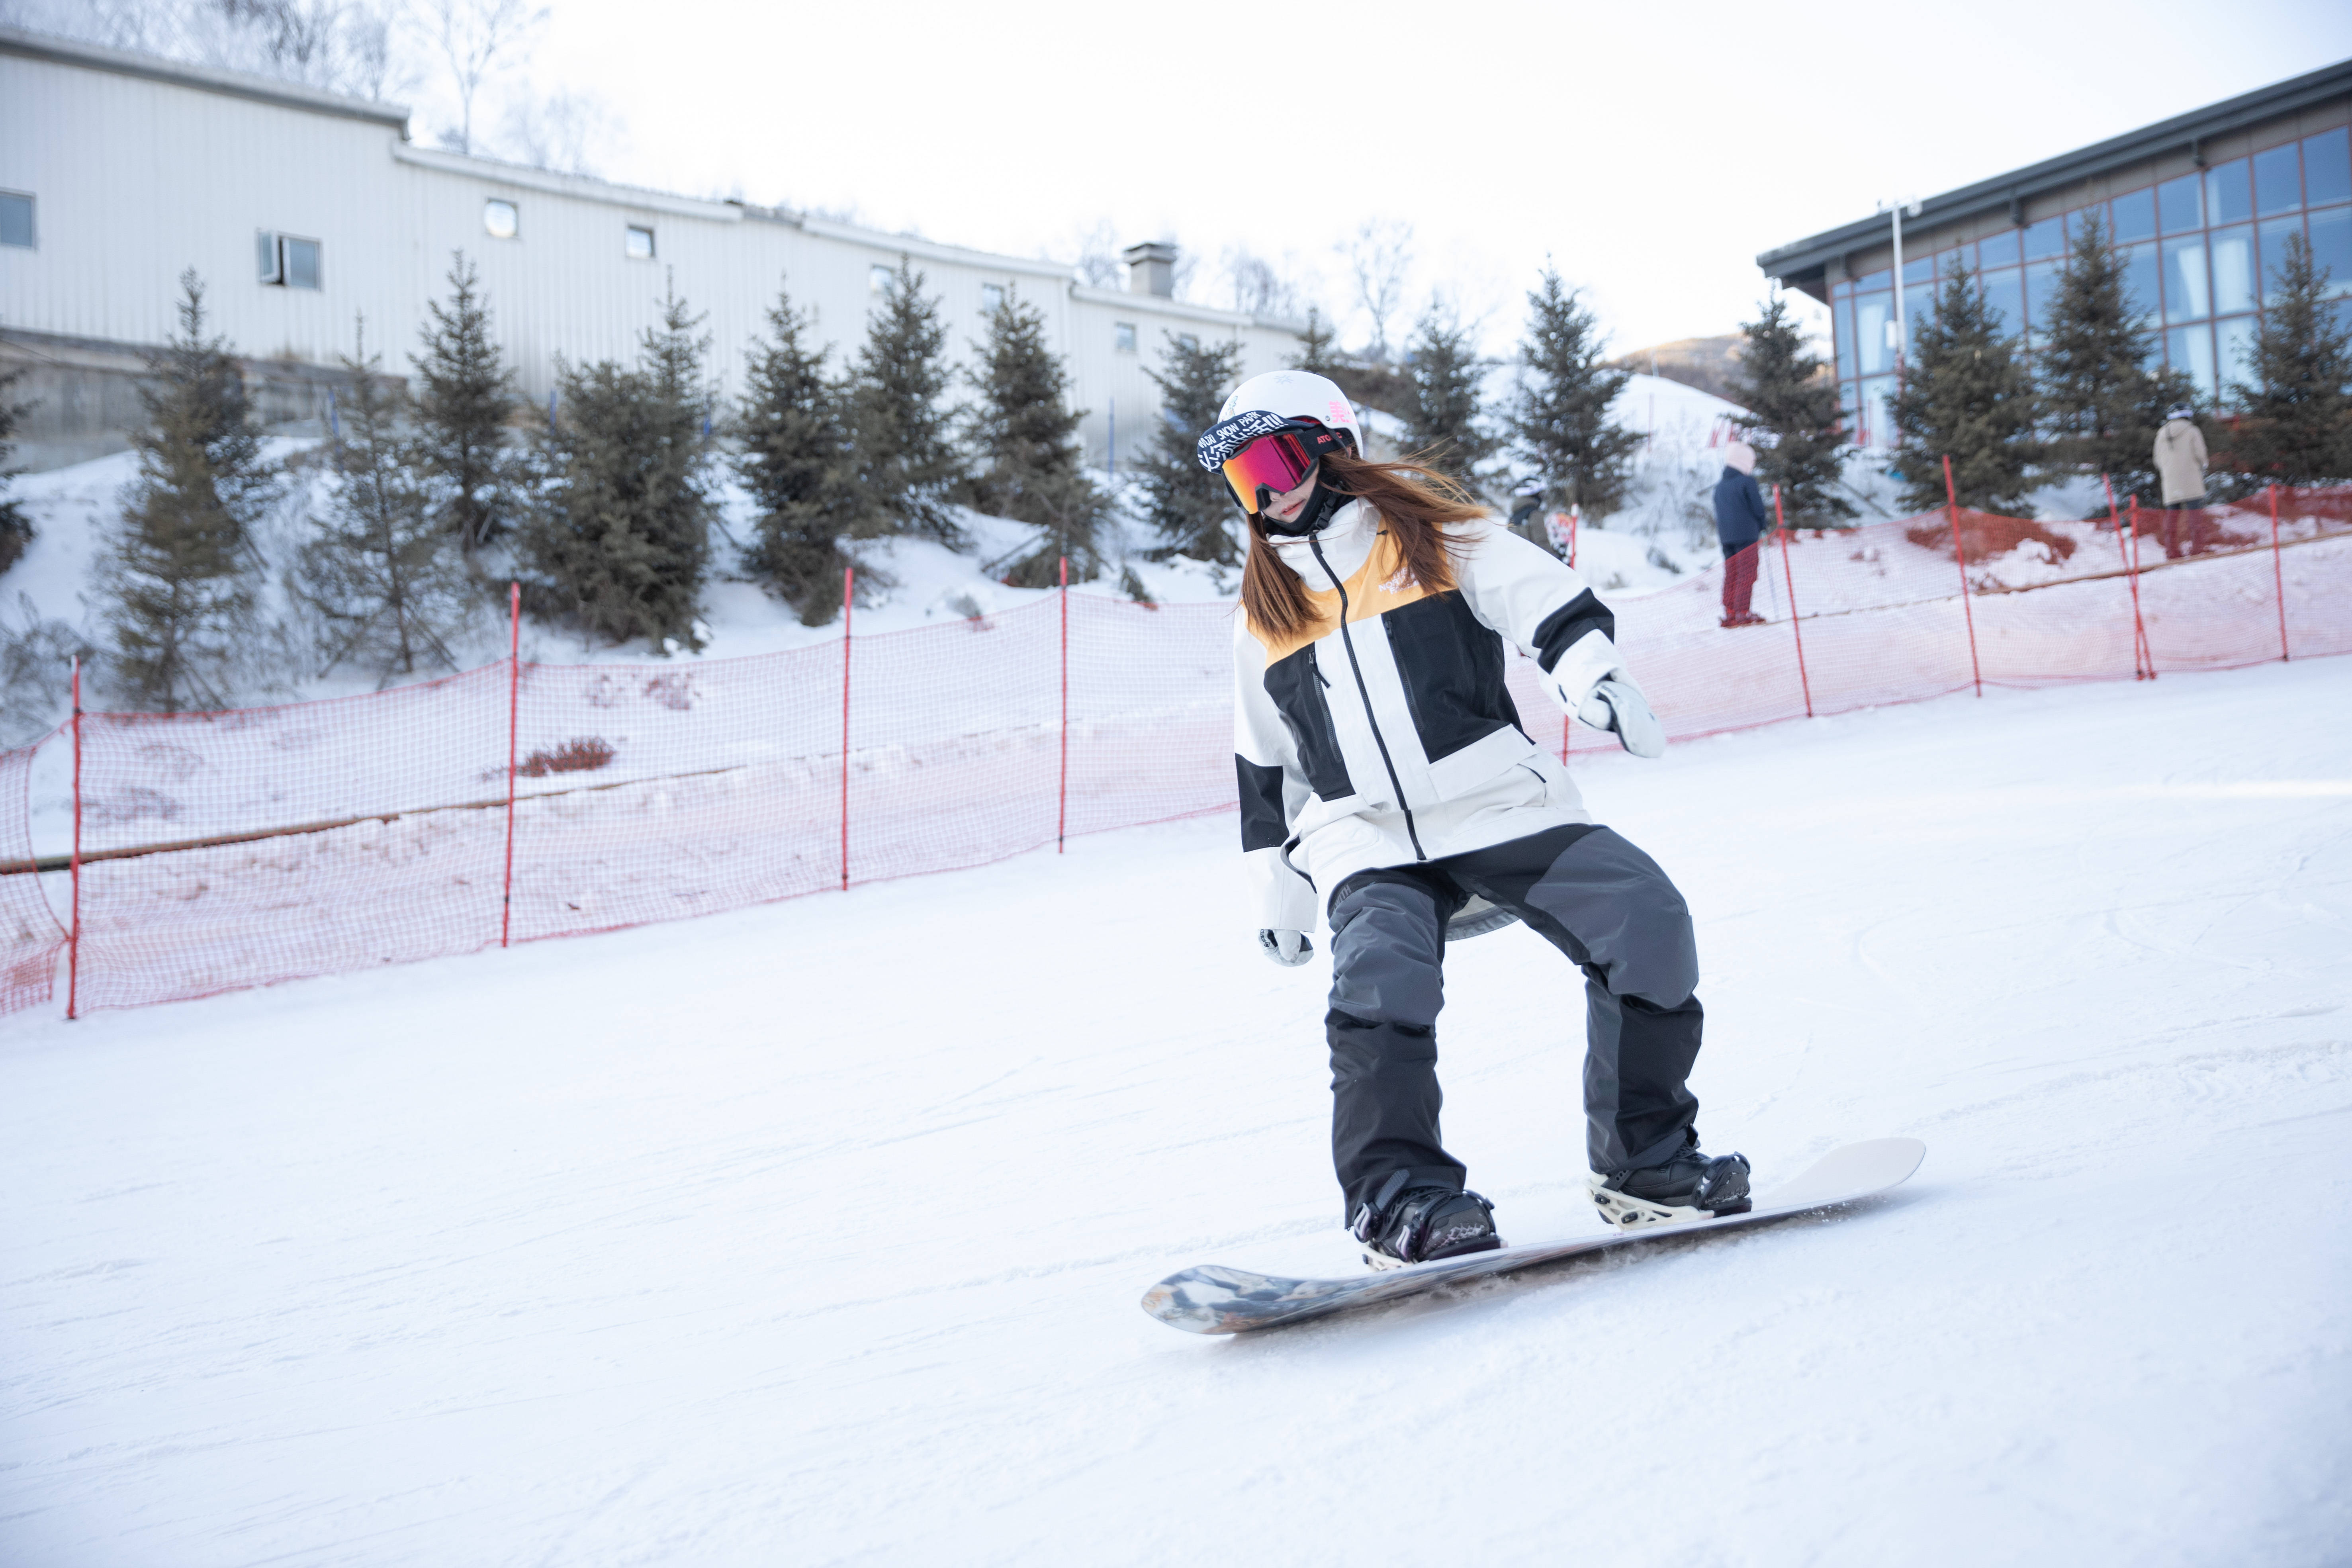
[[1, 49, 1301, 452]]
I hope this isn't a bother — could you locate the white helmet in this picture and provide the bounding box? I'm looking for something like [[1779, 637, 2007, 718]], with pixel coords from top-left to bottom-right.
[[1216, 370, 1364, 456]]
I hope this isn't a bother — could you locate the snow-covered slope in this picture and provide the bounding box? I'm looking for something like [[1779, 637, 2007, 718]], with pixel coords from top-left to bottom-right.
[[4, 657, 2347, 1566]]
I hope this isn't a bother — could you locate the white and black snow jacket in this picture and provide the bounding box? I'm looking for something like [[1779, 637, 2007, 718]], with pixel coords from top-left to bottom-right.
[[1235, 501, 1632, 936]]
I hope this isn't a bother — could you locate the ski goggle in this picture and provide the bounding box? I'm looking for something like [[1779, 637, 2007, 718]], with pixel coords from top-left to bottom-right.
[[1196, 413, 1352, 513]]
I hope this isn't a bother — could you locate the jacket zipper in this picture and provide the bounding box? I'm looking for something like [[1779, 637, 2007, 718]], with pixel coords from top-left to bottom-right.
[[1309, 532, 1424, 861]]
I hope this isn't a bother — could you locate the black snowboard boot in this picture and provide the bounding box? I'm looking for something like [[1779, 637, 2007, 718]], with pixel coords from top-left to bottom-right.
[[1589, 1135, 1752, 1230], [1351, 1174, 1502, 1270]]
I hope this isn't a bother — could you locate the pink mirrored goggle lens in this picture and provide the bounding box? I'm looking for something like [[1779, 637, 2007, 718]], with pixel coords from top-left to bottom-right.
[[1220, 431, 1317, 510]]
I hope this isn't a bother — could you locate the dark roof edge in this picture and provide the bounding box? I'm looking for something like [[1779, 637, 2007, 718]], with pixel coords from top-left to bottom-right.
[[1756, 57, 2352, 280], [0, 25, 411, 130]]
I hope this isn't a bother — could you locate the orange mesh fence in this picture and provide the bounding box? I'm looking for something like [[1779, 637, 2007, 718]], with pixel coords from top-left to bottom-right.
[[1, 730, 66, 1018], [8, 484, 2348, 1020]]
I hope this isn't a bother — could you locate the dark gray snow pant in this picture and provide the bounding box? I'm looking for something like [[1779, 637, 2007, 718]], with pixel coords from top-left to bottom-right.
[[1325, 823, 1704, 1220]]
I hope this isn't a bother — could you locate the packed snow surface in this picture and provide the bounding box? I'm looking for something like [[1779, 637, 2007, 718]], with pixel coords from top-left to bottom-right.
[[5, 658, 2350, 1566]]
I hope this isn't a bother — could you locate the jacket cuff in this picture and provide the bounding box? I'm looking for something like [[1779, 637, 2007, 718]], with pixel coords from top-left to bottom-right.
[[1244, 844, 1320, 933]]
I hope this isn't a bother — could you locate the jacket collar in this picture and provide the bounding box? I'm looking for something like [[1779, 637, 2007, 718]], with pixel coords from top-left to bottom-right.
[[1266, 499, 1378, 587]]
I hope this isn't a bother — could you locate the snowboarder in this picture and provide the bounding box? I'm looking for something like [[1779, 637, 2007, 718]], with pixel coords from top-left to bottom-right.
[[1713, 441, 1769, 627], [1201, 371, 1750, 1270]]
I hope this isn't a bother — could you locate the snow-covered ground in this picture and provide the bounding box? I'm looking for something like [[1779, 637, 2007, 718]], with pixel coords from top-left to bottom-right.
[[4, 656, 2347, 1566]]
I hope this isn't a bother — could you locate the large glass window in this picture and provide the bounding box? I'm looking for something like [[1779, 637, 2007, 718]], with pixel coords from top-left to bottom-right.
[[2158, 173, 2203, 235], [2166, 324, 2216, 402], [2305, 128, 2352, 207], [1859, 375, 1895, 450], [2022, 215, 2064, 261], [2309, 205, 2352, 298], [1979, 229, 2021, 268], [2111, 186, 2158, 244], [1902, 255, 1931, 286], [1935, 243, 1969, 277], [2252, 143, 2301, 216], [1853, 268, 1891, 293], [2123, 242, 2162, 319], [0, 191, 31, 249], [1833, 296, 1856, 380], [1981, 268, 2025, 338], [1904, 284, 1933, 350], [2024, 259, 2063, 339], [2215, 315, 2258, 399], [2209, 225, 2255, 315], [2258, 215, 2303, 304], [2163, 234, 2209, 321], [1855, 292, 1894, 374], [2205, 158, 2252, 226]]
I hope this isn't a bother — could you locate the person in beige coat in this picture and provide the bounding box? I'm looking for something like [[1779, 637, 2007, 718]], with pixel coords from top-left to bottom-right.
[[2152, 403, 2209, 559]]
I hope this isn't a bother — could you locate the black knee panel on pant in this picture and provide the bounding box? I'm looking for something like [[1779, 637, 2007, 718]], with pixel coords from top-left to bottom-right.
[[1327, 1008, 1463, 1217]]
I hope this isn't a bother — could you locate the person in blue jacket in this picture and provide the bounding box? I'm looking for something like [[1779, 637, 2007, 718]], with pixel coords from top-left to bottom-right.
[[1712, 441, 1769, 627]]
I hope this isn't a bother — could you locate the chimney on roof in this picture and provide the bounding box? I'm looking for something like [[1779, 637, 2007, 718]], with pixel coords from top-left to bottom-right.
[[1123, 241, 1177, 298]]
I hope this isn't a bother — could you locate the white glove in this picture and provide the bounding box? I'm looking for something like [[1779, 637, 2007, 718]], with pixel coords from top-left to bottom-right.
[[1258, 928, 1315, 967], [1577, 675, 1667, 759]]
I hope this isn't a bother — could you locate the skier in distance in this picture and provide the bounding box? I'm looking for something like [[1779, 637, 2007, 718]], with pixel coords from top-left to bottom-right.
[[1203, 370, 1750, 1269]]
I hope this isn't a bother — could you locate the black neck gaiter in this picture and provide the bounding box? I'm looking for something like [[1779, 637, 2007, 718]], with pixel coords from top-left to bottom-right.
[[1258, 476, 1350, 538]]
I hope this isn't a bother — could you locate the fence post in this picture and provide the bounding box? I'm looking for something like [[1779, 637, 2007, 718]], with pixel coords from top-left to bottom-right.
[[2103, 475, 2151, 680], [1058, 554, 1069, 853], [1942, 455, 1984, 698], [2127, 497, 2156, 680], [67, 655, 82, 1020], [840, 566, 853, 893], [1773, 484, 1814, 718], [501, 582, 520, 948], [2269, 483, 2289, 662]]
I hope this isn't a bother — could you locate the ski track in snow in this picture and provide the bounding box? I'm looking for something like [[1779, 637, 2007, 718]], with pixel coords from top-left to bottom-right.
[[4, 660, 2350, 1566]]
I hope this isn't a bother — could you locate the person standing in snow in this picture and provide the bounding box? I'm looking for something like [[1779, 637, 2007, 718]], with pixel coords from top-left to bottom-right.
[[1505, 482, 1556, 557], [1712, 441, 1769, 627], [1203, 370, 1749, 1270], [2152, 403, 2209, 560]]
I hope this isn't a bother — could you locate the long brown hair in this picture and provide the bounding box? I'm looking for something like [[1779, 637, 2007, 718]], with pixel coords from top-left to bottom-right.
[[1239, 450, 1489, 641]]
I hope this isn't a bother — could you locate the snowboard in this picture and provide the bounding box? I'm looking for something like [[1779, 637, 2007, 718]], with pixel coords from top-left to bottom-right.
[[1141, 1137, 1925, 1335]]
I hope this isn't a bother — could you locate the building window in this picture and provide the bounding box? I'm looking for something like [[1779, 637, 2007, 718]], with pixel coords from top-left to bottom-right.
[[258, 232, 322, 289], [484, 199, 519, 239], [1176, 332, 1199, 352], [625, 225, 655, 260], [980, 282, 1005, 314], [0, 191, 31, 249], [1113, 321, 1137, 352], [871, 264, 896, 294]]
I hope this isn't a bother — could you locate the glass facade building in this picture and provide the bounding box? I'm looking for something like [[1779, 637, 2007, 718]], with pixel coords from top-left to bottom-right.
[[1761, 63, 2352, 449]]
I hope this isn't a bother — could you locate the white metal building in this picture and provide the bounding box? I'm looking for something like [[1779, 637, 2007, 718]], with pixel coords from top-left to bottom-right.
[[0, 27, 1307, 470]]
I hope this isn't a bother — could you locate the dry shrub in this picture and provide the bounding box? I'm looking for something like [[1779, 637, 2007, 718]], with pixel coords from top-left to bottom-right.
[[518, 736, 616, 778], [1905, 511, 2081, 566]]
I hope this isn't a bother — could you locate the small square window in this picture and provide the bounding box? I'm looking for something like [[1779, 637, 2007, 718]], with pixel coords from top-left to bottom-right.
[[257, 229, 282, 282], [1113, 321, 1137, 352], [484, 199, 519, 239], [1176, 332, 1199, 352], [870, 263, 896, 294], [625, 225, 655, 260], [980, 282, 1005, 314], [282, 235, 321, 289], [0, 191, 32, 249]]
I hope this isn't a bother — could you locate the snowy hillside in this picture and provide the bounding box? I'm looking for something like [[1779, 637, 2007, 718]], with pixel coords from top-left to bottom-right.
[[4, 657, 2347, 1565]]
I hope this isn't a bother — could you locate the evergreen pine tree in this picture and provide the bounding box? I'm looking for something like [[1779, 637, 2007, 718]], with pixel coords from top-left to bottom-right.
[[2228, 231, 2352, 486], [522, 279, 717, 649], [411, 251, 518, 558], [1289, 307, 1342, 376], [97, 271, 274, 711], [846, 258, 965, 544], [0, 366, 30, 575], [1728, 292, 1853, 526], [2037, 209, 2177, 502], [967, 290, 1108, 586], [736, 281, 864, 624], [1400, 303, 1495, 484], [1140, 331, 1243, 563], [295, 320, 474, 678], [1505, 268, 1643, 521], [1888, 264, 2040, 514]]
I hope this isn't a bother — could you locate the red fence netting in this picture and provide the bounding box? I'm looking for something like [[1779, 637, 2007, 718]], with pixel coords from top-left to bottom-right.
[[3, 484, 2346, 1021]]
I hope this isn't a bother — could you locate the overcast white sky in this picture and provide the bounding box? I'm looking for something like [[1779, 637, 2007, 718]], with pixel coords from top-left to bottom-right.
[[447, 0, 2352, 356]]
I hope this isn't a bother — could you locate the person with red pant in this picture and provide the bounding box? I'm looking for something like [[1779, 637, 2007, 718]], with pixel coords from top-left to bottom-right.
[[1712, 441, 1769, 627]]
